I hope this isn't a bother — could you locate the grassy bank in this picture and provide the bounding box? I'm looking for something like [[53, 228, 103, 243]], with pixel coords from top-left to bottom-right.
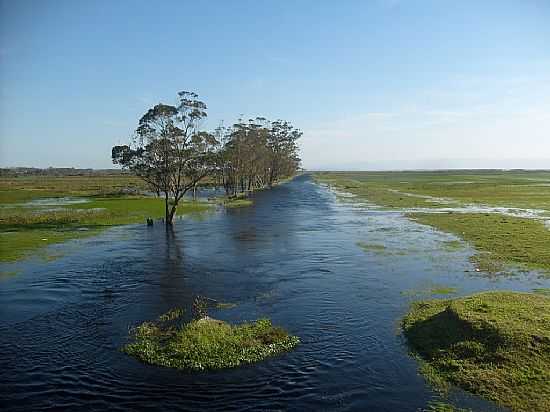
[[314, 170, 550, 210], [123, 310, 299, 370], [314, 171, 550, 274], [409, 212, 550, 274], [402, 291, 550, 412], [1, 196, 209, 262], [0, 174, 212, 262]]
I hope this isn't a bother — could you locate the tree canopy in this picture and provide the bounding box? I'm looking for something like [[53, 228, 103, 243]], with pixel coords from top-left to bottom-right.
[[112, 91, 302, 226], [112, 92, 218, 225]]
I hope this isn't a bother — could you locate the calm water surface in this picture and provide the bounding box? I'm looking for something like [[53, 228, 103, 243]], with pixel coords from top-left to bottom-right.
[[1, 175, 548, 411]]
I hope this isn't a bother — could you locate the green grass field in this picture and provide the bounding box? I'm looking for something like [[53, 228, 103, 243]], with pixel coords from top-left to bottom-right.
[[0, 175, 210, 263], [314, 170, 550, 274], [402, 291, 550, 412]]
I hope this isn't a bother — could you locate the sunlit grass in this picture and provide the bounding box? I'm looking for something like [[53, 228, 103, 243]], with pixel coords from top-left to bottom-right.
[[0, 191, 210, 262], [402, 291, 550, 412], [123, 312, 299, 370], [409, 213, 550, 275]]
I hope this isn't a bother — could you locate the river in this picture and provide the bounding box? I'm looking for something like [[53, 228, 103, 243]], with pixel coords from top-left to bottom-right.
[[1, 174, 547, 411]]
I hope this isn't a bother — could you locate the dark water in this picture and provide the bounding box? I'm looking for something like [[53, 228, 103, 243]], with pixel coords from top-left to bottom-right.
[[1, 175, 548, 411]]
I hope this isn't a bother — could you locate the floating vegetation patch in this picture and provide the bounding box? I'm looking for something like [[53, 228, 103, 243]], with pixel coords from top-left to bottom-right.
[[215, 302, 238, 309], [401, 285, 458, 298], [428, 287, 458, 295], [356, 241, 387, 253], [402, 291, 550, 412]]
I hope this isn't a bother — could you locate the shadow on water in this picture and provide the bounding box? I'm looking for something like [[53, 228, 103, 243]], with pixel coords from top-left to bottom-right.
[[0, 175, 546, 411]]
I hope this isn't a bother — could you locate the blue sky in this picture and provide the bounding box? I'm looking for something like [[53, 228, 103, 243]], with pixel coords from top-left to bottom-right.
[[1, 0, 549, 169]]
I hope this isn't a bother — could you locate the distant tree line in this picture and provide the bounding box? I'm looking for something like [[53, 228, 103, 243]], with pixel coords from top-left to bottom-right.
[[112, 91, 302, 226]]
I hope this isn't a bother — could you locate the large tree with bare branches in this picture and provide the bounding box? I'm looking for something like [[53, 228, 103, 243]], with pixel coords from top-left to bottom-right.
[[112, 91, 218, 226]]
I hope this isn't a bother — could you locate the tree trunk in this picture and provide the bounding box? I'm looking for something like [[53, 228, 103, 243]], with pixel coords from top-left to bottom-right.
[[168, 203, 177, 225], [165, 192, 170, 225]]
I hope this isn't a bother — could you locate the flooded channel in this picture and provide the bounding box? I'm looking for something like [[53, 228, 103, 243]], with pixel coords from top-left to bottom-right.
[[1, 175, 547, 411]]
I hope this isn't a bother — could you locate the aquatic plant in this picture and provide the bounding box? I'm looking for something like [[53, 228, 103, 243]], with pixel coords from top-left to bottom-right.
[[402, 291, 550, 412]]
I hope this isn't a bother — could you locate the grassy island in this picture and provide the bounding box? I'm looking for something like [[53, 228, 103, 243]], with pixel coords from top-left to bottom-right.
[[402, 291, 550, 412], [123, 311, 299, 370]]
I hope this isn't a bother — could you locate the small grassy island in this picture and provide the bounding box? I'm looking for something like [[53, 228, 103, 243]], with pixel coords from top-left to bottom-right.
[[402, 291, 550, 412], [123, 310, 299, 371]]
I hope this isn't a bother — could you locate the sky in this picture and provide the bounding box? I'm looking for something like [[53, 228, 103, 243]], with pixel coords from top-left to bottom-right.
[[1, 0, 549, 170]]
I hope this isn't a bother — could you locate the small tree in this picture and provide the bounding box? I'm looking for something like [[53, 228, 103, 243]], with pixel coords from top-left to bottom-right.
[[112, 91, 218, 226]]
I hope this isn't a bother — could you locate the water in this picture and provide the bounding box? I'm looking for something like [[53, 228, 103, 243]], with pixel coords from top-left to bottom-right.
[[1, 175, 548, 411]]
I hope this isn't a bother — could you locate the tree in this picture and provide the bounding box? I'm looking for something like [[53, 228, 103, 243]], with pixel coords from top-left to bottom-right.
[[216, 117, 302, 195], [112, 91, 218, 226], [266, 120, 302, 187]]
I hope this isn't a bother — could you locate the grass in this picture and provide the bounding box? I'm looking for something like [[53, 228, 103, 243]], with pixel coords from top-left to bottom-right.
[[314, 171, 550, 275], [441, 240, 464, 252], [0, 174, 147, 203], [429, 287, 458, 295], [356, 241, 387, 252], [222, 198, 253, 208], [401, 285, 458, 298], [122, 310, 299, 370], [0, 175, 212, 262], [533, 288, 550, 296], [423, 401, 472, 412], [314, 170, 550, 210], [402, 291, 550, 412], [409, 213, 550, 275]]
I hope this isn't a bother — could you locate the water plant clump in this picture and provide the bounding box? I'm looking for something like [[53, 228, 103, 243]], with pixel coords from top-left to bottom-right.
[[122, 307, 299, 371], [402, 291, 550, 412]]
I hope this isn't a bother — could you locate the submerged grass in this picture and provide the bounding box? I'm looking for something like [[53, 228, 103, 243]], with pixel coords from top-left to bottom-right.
[[314, 170, 550, 211], [314, 171, 550, 276], [222, 198, 253, 208], [356, 241, 387, 253], [402, 291, 550, 412], [123, 313, 299, 371], [423, 400, 472, 412], [0, 196, 210, 262], [409, 213, 550, 275], [0, 174, 147, 204]]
